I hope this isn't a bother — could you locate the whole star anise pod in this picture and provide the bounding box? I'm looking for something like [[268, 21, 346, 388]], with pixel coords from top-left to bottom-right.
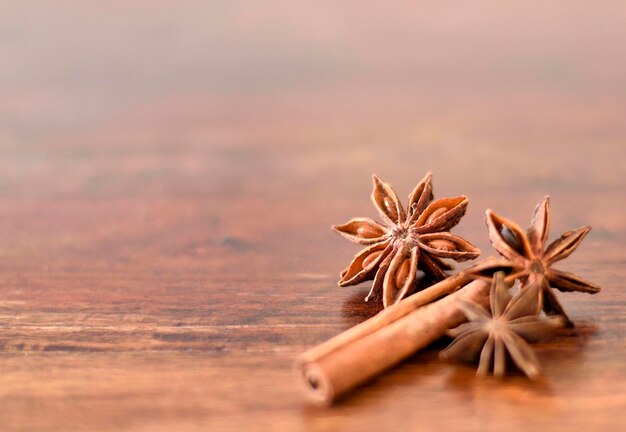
[[465, 196, 601, 326], [333, 173, 480, 308], [441, 272, 564, 379]]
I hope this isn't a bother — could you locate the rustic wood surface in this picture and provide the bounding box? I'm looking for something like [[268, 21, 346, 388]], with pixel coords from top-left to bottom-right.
[[1, 2, 625, 431]]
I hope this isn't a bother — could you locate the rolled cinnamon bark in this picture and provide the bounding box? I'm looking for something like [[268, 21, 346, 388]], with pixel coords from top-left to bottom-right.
[[297, 277, 489, 405]]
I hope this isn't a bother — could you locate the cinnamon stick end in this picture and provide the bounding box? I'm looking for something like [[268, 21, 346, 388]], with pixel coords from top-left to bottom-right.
[[298, 361, 335, 406]]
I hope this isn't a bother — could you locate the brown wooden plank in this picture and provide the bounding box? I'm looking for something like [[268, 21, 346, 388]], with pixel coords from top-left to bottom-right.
[[0, 2, 625, 431]]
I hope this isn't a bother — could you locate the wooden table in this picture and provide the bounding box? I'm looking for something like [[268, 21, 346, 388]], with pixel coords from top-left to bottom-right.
[[1, 2, 625, 431]]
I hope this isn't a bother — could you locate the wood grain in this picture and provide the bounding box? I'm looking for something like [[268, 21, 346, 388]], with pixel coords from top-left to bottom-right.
[[0, 2, 625, 431]]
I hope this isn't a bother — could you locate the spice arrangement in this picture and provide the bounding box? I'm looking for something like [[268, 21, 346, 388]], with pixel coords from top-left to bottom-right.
[[298, 174, 601, 405]]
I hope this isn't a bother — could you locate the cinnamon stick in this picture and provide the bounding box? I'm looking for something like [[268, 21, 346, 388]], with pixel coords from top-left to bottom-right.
[[297, 276, 489, 405]]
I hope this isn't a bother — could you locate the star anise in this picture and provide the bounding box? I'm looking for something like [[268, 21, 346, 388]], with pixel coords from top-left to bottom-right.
[[333, 173, 480, 308], [465, 196, 601, 326], [440, 272, 564, 379]]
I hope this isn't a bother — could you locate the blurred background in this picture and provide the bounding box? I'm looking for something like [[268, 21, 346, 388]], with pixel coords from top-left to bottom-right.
[[0, 1, 624, 286], [1, 0, 625, 277]]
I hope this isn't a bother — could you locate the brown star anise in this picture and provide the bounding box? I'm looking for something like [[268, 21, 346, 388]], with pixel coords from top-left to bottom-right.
[[441, 272, 564, 379], [333, 173, 480, 308], [465, 196, 601, 326]]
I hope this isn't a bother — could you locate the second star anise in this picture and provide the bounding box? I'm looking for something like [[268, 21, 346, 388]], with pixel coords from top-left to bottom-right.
[[333, 173, 480, 308], [465, 196, 602, 326]]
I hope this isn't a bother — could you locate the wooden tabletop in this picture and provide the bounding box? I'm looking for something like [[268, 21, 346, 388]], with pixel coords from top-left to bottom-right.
[[1, 2, 625, 431]]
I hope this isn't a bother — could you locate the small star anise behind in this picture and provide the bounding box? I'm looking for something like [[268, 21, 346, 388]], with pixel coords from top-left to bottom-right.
[[441, 272, 564, 379], [333, 173, 480, 308], [465, 196, 601, 326]]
